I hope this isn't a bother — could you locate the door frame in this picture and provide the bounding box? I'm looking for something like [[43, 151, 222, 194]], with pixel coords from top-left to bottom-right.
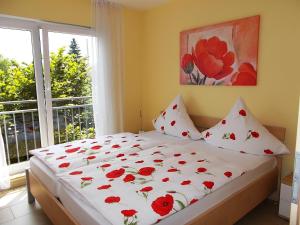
[[40, 24, 93, 146], [0, 16, 49, 147], [0, 15, 93, 173]]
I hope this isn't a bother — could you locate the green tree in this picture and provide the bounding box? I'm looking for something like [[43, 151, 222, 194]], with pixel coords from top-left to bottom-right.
[[50, 47, 91, 99], [0, 54, 11, 72], [0, 56, 36, 111], [68, 38, 81, 59], [0, 40, 94, 147], [0, 41, 92, 109]]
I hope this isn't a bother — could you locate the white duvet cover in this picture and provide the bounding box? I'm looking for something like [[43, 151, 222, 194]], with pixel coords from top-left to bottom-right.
[[58, 141, 258, 225], [30, 132, 163, 175]]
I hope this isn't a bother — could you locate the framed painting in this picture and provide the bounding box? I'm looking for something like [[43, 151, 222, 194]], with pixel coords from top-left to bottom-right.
[[180, 15, 260, 86]]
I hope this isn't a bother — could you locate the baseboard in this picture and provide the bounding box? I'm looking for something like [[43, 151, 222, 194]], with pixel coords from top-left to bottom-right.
[[10, 172, 26, 189]]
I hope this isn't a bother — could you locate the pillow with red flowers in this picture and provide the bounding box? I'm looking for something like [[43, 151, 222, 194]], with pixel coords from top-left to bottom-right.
[[202, 98, 289, 156], [153, 95, 202, 140]]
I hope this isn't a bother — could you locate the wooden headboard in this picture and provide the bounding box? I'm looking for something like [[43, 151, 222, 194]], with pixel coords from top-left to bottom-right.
[[190, 115, 286, 142]]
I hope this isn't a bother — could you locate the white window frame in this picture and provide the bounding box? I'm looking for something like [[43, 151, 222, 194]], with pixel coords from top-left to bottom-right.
[[0, 16, 49, 149], [0, 14, 93, 174], [39, 22, 93, 146]]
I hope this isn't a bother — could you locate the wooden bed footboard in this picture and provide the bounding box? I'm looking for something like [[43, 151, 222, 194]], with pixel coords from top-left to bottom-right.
[[26, 169, 80, 225]]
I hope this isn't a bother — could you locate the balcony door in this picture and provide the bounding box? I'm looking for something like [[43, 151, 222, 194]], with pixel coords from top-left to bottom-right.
[[0, 16, 94, 174], [43, 29, 95, 146]]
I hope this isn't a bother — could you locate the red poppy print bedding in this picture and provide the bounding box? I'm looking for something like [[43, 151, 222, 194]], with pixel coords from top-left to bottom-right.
[[30, 133, 164, 174], [58, 142, 250, 225], [153, 95, 202, 140], [202, 98, 289, 156]]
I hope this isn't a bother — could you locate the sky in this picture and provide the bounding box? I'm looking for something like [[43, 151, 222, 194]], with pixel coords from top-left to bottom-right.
[[0, 28, 90, 63]]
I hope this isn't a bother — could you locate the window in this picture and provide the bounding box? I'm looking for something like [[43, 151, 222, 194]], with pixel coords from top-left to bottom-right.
[[0, 15, 95, 174]]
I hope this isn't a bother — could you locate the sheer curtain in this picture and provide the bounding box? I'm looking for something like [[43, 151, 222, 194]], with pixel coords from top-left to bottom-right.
[[0, 129, 10, 190], [91, 0, 124, 138]]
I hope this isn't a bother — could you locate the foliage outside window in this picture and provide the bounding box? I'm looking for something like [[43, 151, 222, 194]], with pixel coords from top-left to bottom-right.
[[0, 39, 95, 163]]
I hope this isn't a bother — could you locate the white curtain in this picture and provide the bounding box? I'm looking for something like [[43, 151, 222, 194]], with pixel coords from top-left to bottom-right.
[[0, 129, 10, 190], [91, 0, 124, 138]]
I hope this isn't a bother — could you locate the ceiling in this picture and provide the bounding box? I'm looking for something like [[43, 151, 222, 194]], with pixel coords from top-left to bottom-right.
[[109, 0, 170, 10]]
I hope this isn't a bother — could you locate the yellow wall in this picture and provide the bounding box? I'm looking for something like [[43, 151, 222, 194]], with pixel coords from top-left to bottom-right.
[[1, 0, 299, 176], [123, 9, 143, 133], [0, 0, 91, 27], [141, 0, 300, 176], [0, 0, 143, 133]]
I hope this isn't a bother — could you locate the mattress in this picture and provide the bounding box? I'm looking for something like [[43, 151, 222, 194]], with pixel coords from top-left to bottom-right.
[[29, 131, 195, 196], [57, 141, 277, 225], [30, 156, 58, 195]]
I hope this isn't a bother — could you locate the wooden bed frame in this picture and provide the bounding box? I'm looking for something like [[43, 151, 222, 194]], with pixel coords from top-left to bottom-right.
[[26, 115, 286, 225]]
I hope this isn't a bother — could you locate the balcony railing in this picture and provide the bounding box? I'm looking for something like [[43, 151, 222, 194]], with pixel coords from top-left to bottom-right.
[[0, 97, 95, 166]]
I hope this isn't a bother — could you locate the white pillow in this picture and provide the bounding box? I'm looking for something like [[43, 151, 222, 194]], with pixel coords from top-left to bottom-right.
[[202, 98, 289, 156], [153, 95, 202, 140]]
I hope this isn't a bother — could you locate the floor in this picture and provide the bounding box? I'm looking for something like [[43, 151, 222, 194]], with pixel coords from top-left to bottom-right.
[[0, 187, 51, 225], [235, 200, 289, 225], [0, 187, 289, 225]]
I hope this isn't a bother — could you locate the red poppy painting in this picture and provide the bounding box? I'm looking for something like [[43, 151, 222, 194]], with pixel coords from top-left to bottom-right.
[[180, 15, 260, 86]]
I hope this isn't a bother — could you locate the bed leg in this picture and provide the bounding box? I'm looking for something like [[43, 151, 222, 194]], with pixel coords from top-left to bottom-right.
[[25, 169, 35, 204]]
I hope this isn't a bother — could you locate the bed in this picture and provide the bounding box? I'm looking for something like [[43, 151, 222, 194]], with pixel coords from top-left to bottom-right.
[[26, 115, 285, 225]]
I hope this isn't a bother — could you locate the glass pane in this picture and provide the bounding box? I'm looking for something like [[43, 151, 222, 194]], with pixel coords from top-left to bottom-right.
[[0, 28, 41, 165], [48, 32, 95, 144]]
